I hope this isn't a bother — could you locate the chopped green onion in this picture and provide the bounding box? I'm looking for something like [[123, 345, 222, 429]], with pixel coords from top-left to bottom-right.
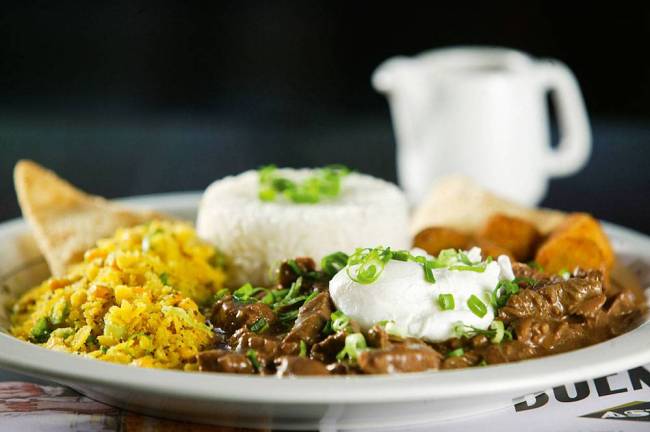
[[250, 318, 269, 333], [322, 320, 333, 335], [213, 288, 230, 302], [299, 340, 308, 357], [447, 348, 464, 357], [258, 165, 350, 204], [346, 247, 392, 284], [458, 252, 473, 265], [258, 187, 276, 202], [489, 320, 505, 344], [558, 268, 571, 280], [437, 293, 455, 311], [303, 290, 319, 305], [286, 259, 303, 276], [377, 320, 402, 337], [259, 165, 278, 183], [391, 250, 411, 261], [527, 261, 545, 272], [246, 349, 260, 371], [321, 251, 349, 277], [452, 321, 513, 344], [467, 295, 488, 318], [423, 260, 436, 283], [331, 311, 351, 332], [448, 264, 488, 273], [336, 333, 367, 362], [491, 279, 520, 308], [261, 291, 275, 305], [278, 309, 299, 325], [159, 272, 169, 286]]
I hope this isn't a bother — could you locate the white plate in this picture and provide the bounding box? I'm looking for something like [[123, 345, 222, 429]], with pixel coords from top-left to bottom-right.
[[1, 192, 649, 431]]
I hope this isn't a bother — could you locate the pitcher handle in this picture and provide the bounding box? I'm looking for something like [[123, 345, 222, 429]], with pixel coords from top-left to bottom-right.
[[537, 59, 592, 177]]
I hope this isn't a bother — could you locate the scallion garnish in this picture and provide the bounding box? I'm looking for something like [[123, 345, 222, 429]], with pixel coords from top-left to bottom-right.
[[452, 321, 513, 344], [489, 320, 505, 344], [286, 259, 302, 276], [233, 283, 269, 304], [336, 333, 367, 362], [330, 311, 351, 332], [437, 293, 455, 311], [339, 247, 494, 286], [346, 247, 393, 284], [213, 288, 230, 302], [490, 279, 520, 308], [250, 318, 269, 334], [159, 272, 169, 286], [423, 260, 436, 283], [257, 165, 350, 204], [467, 294, 488, 318], [377, 320, 403, 337], [447, 348, 464, 357], [246, 349, 260, 371], [558, 268, 571, 280], [299, 340, 308, 358], [321, 251, 349, 277]]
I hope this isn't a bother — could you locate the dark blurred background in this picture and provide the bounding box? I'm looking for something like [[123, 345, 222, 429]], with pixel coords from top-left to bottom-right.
[[1, 2, 649, 233]]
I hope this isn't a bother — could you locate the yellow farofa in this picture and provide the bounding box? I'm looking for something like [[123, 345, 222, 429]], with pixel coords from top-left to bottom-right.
[[10, 220, 226, 370]]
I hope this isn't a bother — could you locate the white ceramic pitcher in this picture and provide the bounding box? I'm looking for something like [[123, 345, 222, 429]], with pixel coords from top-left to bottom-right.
[[373, 47, 592, 206]]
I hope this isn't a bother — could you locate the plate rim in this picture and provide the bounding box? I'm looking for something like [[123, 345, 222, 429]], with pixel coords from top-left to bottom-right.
[[1, 191, 649, 405]]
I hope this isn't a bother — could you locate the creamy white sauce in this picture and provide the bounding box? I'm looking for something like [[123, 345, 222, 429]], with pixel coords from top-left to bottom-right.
[[329, 248, 514, 342]]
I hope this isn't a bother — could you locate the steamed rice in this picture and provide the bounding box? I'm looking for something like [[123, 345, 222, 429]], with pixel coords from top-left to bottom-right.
[[197, 169, 410, 287], [11, 220, 226, 370]]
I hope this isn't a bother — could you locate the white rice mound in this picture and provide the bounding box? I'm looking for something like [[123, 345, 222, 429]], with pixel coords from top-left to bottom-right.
[[196, 169, 410, 287]]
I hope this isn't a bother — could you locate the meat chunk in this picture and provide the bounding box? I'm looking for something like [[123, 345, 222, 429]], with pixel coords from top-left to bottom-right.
[[311, 331, 346, 363], [365, 324, 390, 349], [277, 257, 317, 288], [197, 349, 254, 374], [229, 328, 279, 368], [211, 295, 276, 333], [275, 356, 329, 376], [281, 292, 331, 353], [500, 270, 606, 322], [357, 341, 441, 374]]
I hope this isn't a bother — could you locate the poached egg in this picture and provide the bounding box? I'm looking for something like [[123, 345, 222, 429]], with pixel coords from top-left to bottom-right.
[[329, 248, 514, 342]]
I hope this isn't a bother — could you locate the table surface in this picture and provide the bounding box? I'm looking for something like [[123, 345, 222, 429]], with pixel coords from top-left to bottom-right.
[[0, 370, 266, 432]]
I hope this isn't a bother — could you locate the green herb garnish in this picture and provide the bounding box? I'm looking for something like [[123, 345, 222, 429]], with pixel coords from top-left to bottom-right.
[[330, 311, 351, 332], [490, 279, 520, 308], [250, 318, 269, 333], [453, 321, 512, 344], [246, 349, 260, 371], [321, 251, 349, 278], [257, 165, 350, 204], [447, 348, 464, 357], [467, 294, 488, 318], [336, 333, 367, 362], [299, 340, 308, 358], [437, 293, 455, 311], [159, 272, 169, 286], [346, 247, 393, 284]]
